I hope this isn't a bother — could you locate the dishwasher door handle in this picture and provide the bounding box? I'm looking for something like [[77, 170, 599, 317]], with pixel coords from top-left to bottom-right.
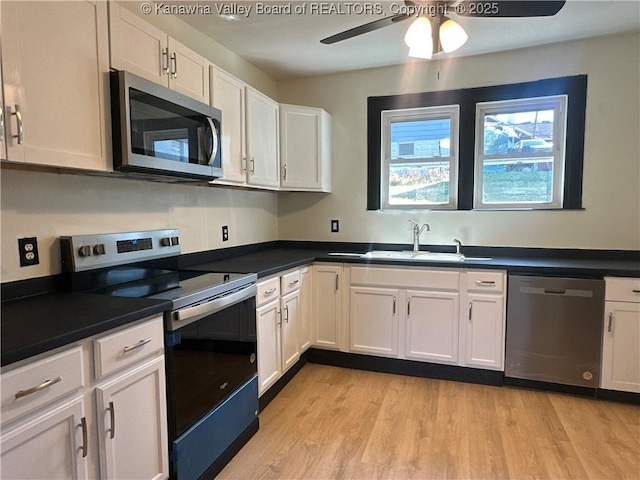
[[544, 288, 566, 295]]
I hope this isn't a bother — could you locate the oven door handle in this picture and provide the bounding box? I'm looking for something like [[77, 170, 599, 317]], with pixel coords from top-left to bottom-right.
[[171, 284, 256, 330]]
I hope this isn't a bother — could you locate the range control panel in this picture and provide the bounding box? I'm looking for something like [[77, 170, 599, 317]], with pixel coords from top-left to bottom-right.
[[60, 229, 180, 272]]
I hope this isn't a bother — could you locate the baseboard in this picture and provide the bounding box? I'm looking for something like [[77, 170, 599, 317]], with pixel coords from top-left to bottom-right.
[[306, 348, 504, 386]]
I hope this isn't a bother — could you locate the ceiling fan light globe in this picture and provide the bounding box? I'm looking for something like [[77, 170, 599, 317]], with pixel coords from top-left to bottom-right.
[[439, 19, 468, 53], [404, 16, 432, 48]]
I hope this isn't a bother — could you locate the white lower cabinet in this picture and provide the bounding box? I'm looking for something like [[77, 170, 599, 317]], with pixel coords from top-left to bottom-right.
[[345, 265, 506, 371], [256, 268, 309, 397], [256, 299, 282, 395], [350, 287, 399, 356], [298, 267, 314, 352], [313, 264, 343, 350], [95, 356, 168, 480], [405, 290, 460, 364], [463, 293, 505, 369], [0, 315, 168, 479], [1, 396, 88, 480], [601, 277, 640, 393], [460, 271, 506, 370]]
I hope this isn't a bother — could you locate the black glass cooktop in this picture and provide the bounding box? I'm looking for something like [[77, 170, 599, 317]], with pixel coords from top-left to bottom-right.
[[92, 268, 255, 307]]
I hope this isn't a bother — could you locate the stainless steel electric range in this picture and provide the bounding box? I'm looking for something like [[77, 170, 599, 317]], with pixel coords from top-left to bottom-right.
[[60, 229, 259, 480]]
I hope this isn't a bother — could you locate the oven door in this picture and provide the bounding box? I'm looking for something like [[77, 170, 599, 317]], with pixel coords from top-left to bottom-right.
[[164, 285, 257, 439]]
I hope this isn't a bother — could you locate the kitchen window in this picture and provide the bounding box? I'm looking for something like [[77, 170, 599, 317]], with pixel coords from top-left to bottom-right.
[[474, 96, 567, 209], [381, 105, 459, 209], [367, 75, 587, 211]]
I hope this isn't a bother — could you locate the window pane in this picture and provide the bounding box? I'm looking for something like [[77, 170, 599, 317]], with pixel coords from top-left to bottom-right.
[[482, 158, 554, 203], [483, 109, 554, 155], [391, 119, 451, 159], [389, 162, 450, 205]]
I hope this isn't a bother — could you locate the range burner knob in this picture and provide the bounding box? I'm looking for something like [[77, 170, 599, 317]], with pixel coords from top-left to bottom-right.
[[171, 236, 180, 246], [160, 237, 172, 247], [78, 245, 92, 257], [93, 244, 106, 255]]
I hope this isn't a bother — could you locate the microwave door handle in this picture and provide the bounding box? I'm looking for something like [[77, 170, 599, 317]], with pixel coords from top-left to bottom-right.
[[204, 116, 218, 166]]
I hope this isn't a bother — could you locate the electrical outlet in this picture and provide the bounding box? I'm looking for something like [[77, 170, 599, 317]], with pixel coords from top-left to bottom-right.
[[331, 220, 339, 233], [222, 226, 229, 242], [18, 237, 40, 267]]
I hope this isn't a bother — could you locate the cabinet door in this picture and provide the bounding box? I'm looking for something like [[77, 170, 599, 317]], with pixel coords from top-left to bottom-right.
[[281, 291, 301, 372], [1, 396, 88, 480], [167, 38, 209, 104], [257, 300, 282, 396], [211, 67, 247, 184], [463, 294, 505, 370], [404, 290, 459, 364], [280, 105, 325, 191], [96, 356, 169, 480], [108, 3, 168, 85], [313, 265, 342, 350], [2, 0, 110, 170], [350, 287, 399, 357], [602, 301, 640, 393], [299, 267, 314, 352], [246, 87, 279, 188]]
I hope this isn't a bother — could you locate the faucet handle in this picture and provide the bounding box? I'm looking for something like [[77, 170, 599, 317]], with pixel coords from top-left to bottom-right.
[[408, 219, 419, 227]]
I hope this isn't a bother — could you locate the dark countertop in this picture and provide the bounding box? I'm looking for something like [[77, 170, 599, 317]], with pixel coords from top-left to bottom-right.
[[1, 293, 171, 367], [181, 247, 640, 278], [2, 243, 638, 367]]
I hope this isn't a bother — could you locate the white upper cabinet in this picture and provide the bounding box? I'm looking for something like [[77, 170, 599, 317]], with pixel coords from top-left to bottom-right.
[[109, 3, 209, 104], [210, 67, 247, 184], [280, 104, 332, 192], [245, 87, 280, 188], [1, 0, 111, 171], [210, 67, 279, 189]]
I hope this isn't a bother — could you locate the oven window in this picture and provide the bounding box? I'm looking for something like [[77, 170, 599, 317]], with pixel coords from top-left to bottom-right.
[[144, 129, 189, 162], [166, 298, 257, 438]]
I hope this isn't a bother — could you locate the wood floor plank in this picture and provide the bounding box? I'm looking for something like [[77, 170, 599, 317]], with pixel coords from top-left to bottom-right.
[[217, 364, 640, 480]]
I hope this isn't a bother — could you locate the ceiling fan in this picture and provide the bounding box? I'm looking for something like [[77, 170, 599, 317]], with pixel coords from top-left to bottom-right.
[[320, 1, 567, 59]]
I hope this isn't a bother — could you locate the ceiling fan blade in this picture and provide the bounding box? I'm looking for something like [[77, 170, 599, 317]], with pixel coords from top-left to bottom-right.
[[455, 0, 566, 18], [320, 14, 412, 44]]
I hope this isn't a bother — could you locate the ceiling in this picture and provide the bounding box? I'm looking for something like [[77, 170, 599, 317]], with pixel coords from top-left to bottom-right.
[[164, 0, 640, 79]]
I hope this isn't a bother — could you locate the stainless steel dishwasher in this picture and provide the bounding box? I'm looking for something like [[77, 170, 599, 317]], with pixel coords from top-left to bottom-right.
[[506, 275, 605, 388]]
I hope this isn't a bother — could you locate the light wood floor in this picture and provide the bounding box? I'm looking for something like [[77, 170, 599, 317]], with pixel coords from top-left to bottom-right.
[[218, 364, 640, 479]]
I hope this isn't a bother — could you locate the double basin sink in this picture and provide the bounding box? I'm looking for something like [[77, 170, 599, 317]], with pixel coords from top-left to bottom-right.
[[329, 251, 491, 262]]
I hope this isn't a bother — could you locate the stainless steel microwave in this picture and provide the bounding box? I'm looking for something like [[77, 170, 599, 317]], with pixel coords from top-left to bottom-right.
[[110, 70, 222, 181]]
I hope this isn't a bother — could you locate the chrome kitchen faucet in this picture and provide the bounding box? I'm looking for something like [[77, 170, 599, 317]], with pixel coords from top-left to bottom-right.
[[408, 219, 430, 252]]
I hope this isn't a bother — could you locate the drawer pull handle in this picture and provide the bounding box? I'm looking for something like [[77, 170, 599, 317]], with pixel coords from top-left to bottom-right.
[[475, 280, 496, 286], [123, 338, 152, 353], [264, 287, 277, 296], [108, 401, 116, 439], [15, 376, 62, 399], [289, 279, 299, 286], [632, 289, 640, 294], [79, 417, 88, 458]]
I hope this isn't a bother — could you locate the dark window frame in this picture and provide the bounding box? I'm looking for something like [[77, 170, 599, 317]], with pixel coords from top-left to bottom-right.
[[367, 75, 587, 210]]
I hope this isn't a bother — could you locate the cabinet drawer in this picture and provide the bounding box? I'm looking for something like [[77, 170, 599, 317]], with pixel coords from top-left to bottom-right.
[[1, 346, 84, 425], [281, 270, 301, 295], [466, 271, 505, 293], [94, 316, 163, 379], [605, 277, 640, 303], [350, 267, 460, 291], [256, 277, 280, 307]]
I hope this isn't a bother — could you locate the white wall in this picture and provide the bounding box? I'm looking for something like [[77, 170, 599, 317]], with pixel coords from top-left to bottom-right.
[[0, 170, 278, 282], [277, 33, 640, 250]]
